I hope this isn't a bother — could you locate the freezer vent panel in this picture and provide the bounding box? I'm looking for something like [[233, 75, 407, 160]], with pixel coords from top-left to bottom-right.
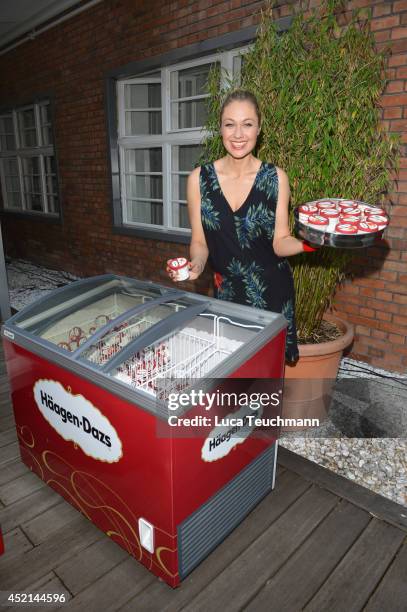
[[178, 444, 276, 579]]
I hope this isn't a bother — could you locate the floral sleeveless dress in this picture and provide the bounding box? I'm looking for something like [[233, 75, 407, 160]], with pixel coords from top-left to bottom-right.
[[199, 161, 299, 363]]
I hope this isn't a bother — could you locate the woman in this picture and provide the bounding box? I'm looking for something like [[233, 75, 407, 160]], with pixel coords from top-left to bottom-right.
[[169, 90, 315, 362]]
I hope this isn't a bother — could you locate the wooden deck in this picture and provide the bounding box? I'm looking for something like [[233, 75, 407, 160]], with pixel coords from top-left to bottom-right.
[[0, 340, 406, 612]]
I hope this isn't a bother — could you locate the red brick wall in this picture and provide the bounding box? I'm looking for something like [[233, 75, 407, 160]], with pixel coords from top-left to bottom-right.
[[1, 0, 407, 371], [330, 0, 407, 372]]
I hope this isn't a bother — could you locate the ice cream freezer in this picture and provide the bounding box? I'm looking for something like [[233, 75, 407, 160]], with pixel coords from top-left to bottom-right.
[[1, 274, 286, 587]]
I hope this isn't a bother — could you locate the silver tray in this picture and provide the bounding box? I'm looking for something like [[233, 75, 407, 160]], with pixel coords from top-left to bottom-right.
[[294, 199, 386, 249]]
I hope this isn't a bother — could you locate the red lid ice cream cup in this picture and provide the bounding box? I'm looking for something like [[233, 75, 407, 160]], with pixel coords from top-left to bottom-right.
[[335, 223, 358, 234], [307, 215, 329, 228], [338, 200, 356, 209], [167, 257, 190, 280], [342, 207, 361, 216], [320, 208, 340, 219], [340, 214, 360, 225], [363, 206, 386, 217], [358, 221, 379, 233], [366, 214, 388, 229], [316, 201, 336, 210], [298, 204, 318, 215]]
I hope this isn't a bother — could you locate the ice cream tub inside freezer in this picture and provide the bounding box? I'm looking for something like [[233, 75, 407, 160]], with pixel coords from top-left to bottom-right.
[[2, 274, 287, 587]]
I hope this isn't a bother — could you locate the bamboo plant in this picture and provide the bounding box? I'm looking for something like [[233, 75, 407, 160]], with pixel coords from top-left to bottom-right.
[[201, 0, 399, 341]]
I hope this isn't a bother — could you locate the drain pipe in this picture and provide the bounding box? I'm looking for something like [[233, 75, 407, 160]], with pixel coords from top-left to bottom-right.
[[0, 0, 104, 56]]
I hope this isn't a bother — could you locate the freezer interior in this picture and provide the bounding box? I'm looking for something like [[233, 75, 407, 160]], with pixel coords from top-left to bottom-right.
[[109, 310, 263, 397]]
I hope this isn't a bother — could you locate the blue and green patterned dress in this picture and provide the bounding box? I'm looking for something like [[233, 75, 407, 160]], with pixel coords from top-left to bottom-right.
[[200, 161, 299, 363]]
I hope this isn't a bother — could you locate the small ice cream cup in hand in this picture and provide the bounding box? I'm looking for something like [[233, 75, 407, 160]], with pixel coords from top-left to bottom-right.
[[166, 257, 190, 281]]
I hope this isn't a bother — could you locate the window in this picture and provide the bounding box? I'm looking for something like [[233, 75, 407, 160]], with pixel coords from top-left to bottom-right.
[[0, 101, 59, 215], [117, 47, 248, 235]]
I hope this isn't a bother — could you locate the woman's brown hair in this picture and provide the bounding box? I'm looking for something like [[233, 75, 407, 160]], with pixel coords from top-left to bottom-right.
[[219, 90, 261, 126]]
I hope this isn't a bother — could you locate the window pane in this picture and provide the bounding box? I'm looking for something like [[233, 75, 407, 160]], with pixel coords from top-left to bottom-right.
[[125, 110, 162, 135], [3, 157, 19, 176], [232, 54, 246, 83], [171, 99, 208, 129], [171, 64, 212, 99], [171, 173, 188, 202], [42, 125, 52, 146], [171, 203, 190, 229], [22, 157, 43, 211], [39, 104, 51, 124], [20, 108, 35, 128], [124, 83, 161, 108], [0, 115, 16, 151], [2, 157, 22, 209], [45, 156, 59, 210], [47, 194, 58, 213], [46, 174, 58, 193], [125, 175, 162, 199], [171, 144, 201, 229], [126, 200, 163, 225], [44, 156, 56, 174], [7, 191, 22, 208], [125, 149, 162, 173], [25, 193, 43, 211], [18, 108, 38, 147], [39, 104, 52, 145], [6, 175, 20, 191], [24, 129, 37, 147], [172, 144, 201, 171]]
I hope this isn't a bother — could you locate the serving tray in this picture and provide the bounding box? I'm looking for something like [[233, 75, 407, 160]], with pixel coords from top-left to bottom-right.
[[294, 198, 387, 249]]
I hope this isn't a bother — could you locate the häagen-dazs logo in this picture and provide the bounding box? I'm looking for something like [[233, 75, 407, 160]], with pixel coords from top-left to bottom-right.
[[33, 379, 122, 463], [201, 405, 263, 462]]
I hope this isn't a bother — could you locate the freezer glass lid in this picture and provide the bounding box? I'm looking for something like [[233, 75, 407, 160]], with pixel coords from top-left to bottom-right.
[[11, 276, 172, 351], [78, 299, 191, 365]]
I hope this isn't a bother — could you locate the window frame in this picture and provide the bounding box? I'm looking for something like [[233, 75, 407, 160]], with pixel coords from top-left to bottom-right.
[[0, 98, 60, 219], [106, 19, 291, 243], [117, 51, 235, 236]]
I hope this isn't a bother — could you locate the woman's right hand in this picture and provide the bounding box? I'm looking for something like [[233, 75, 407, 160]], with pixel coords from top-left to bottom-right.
[[188, 259, 204, 280], [166, 259, 204, 282]]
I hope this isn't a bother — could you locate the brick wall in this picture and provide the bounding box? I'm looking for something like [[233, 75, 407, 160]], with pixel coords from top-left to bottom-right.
[[0, 0, 407, 371], [331, 0, 407, 372]]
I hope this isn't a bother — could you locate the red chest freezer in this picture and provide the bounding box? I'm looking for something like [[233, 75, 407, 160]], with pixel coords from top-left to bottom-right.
[[2, 275, 286, 587]]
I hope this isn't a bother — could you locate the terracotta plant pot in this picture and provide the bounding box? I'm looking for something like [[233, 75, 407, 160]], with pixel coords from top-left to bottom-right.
[[282, 314, 354, 429]]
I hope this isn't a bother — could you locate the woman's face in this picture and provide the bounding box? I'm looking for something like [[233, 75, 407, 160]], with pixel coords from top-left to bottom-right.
[[220, 100, 260, 159]]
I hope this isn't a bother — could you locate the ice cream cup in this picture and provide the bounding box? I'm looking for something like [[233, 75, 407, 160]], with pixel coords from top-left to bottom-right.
[[366, 214, 388, 230], [307, 215, 329, 229], [338, 200, 356, 209], [335, 223, 358, 234], [167, 257, 190, 281], [316, 201, 336, 210], [340, 214, 360, 225], [341, 207, 361, 217], [358, 221, 379, 233]]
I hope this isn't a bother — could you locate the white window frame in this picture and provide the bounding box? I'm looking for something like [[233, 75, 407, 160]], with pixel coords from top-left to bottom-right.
[[0, 100, 58, 216], [117, 45, 250, 234]]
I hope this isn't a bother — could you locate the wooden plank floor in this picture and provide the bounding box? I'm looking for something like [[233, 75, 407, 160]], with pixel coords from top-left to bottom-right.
[[0, 340, 406, 611]]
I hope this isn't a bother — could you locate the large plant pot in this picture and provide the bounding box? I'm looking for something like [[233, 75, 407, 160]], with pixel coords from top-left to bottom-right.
[[282, 314, 354, 428]]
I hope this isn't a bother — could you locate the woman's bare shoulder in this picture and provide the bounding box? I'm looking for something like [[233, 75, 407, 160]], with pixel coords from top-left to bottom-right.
[[188, 166, 202, 182], [274, 165, 288, 179]]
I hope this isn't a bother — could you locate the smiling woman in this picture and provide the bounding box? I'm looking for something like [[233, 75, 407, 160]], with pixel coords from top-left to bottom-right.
[[166, 89, 318, 363]]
